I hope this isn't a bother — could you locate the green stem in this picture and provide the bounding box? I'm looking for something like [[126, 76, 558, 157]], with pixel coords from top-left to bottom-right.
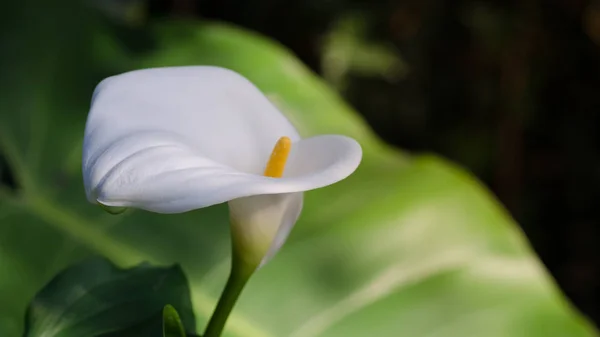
[[203, 267, 252, 337]]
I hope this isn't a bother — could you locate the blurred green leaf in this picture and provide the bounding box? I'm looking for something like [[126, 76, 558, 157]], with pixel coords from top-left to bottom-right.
[[321, 14, 409, 91], [97, 305, 195, 337], [163, 305, 188, 337], [22, 257, 196, 337], [0, 3, 597, 337]]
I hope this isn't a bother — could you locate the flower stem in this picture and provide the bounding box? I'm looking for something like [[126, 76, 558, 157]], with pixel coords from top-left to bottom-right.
[[203, 267, 252, 337]]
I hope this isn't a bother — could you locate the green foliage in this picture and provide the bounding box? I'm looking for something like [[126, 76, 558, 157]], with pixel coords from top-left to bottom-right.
[[163, 305, 190, 337], [22, 257, 196, 337], [0, 2, 597, 337], [321, 14, 409, 91]]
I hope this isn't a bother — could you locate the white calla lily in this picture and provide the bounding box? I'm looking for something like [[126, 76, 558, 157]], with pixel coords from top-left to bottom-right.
[[82, 66, 362, 270]]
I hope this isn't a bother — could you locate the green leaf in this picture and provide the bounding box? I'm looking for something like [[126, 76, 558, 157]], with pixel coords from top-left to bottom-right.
[[0, 3, 597, 337], [163, 305, 187, 337], [22, 257, 196, 337], [97, 304, 195, 337]]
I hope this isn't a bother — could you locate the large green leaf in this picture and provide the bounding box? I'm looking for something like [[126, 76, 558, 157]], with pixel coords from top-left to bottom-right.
[[23, 257, 196, 337], [0, 3, 596, 337]]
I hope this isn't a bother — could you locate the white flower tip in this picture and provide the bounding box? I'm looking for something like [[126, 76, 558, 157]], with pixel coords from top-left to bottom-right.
[[284, 135, 363, 191]]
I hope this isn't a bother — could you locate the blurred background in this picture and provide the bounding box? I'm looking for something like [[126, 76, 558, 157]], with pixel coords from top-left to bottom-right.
[[1, 0, 599, 331], [147, 0, 600, 323]]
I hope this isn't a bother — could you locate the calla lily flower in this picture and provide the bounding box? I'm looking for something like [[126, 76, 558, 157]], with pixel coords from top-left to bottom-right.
[[82, 66, 362, 270]]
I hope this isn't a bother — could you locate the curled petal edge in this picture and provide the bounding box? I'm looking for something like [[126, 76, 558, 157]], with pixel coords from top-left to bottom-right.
[[89, 135, 362, 213]]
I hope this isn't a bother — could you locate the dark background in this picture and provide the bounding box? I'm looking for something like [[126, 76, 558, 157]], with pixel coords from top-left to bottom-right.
[[147, 0, 600, 324]]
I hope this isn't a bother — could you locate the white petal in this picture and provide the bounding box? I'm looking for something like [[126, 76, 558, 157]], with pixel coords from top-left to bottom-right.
[[259, 193, 303, 266], [228, 192, 303, 269], [83, 66, 362, 268], [83, 66, 300, 184], [90, 135, 362, 213]]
